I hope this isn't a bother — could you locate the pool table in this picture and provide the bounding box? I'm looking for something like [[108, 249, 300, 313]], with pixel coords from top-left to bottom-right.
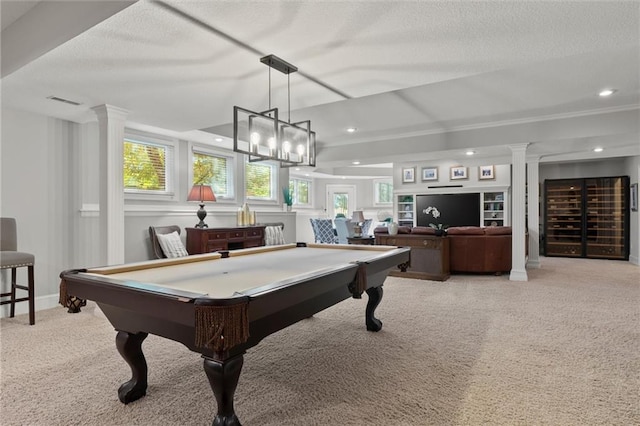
[[59, 242, 410, 425]]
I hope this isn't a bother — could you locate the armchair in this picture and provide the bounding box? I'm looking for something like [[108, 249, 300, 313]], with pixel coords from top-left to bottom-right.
[[334, 218, 355, 244]]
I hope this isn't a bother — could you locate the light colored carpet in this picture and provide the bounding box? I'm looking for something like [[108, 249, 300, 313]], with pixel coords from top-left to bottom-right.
[[1, 257, 638, 425]]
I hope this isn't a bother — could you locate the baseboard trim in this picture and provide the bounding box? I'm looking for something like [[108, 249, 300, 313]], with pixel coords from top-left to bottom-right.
[[510, 269, 529, 281], [526, 259, 541, 269]]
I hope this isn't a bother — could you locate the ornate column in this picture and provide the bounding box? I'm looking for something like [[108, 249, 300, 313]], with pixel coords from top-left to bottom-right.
[[526, 156, 541, 269], [509, 143, 529, 281], [91, 105, 129, 265]]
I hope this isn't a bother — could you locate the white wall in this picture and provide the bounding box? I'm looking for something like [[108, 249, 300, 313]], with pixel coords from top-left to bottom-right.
[[1, 108, 75, 314], [394, 161, 512, 194], [540, 158, 629, 180], [312, 177, 388, 214], [124, 210, 297, 262]]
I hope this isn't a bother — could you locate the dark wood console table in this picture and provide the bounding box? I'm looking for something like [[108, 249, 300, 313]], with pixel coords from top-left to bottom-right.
[[186, 226, 266, 255], [375, 234, 450, 281], [347, 236, 375, 245]]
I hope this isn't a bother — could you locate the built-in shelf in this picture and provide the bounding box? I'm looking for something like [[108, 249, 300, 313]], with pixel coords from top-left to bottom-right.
[[396, 195, 414, 227], [396, 192, 511, 228], [482, 191, 508, 226]]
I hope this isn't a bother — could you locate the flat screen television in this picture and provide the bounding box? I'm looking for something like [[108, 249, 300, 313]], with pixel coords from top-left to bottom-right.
[[416, 193, 480, 228]]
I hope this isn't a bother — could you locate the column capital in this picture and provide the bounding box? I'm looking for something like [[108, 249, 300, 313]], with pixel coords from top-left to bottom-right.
[[509, 143, 530, 153], [91, 104, 129, 121]]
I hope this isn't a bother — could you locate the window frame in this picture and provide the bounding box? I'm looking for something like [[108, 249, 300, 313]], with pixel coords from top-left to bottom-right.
[[190, 144, 236, 202], [123, 131, 178, 201], [244, 159, 279, 205], [373, 178, 393, 206], [290, 177, 312, 207]]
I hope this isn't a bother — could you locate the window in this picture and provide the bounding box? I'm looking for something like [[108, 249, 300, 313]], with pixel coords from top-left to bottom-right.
[[289, 178, 311, 206], [333, 192, 349, 217], [245, 161, 278, 201], [374, 179, 393, 205], [124, 137, 174, 195], [192, 149, 234, 199]]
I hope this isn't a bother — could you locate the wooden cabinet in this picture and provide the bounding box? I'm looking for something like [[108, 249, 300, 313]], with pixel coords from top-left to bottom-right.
[[397, 195, 414, 227], [482, 191, 508, 226], [545, 179, 584, 257], [186, 226, 266, 255], [376, 234, 450, 281], [544, 177, 629, 260], [585, 177, 628, 259], [347, 236, 375, 245]]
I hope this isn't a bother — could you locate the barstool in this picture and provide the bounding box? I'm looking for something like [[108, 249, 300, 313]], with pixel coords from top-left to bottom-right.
[[0, 218, 35, 325]]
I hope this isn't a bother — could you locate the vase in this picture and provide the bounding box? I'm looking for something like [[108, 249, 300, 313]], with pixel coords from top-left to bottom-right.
[[286, 205, 292, 212], [388, 222, 399, 235], [434, 229, 445, 237]]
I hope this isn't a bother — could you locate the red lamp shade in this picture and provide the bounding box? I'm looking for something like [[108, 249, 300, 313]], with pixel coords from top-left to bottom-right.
[[187, 185, 216, 203], [187, 185, 216, 228]]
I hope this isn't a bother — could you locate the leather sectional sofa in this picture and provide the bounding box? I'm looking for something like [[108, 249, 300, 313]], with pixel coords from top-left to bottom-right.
[[446, 226, 512, 273], [375, 225, 513, 275]]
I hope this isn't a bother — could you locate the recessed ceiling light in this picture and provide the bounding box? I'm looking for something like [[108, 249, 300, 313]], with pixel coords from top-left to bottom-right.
[[593, 147, 604, 152], [465, 150, 475, 156], [352, 161, 360, 165], [346, 127, 357, 133], [215, 138, 223, 142], [599, 89, 616, 97], [295, 167, 301, 171], [305, 173, 310, 176]]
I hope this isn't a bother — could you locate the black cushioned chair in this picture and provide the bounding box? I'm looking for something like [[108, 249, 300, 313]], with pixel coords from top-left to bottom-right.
[[0, 218, 35, 325], [149, 225, 181, 259]]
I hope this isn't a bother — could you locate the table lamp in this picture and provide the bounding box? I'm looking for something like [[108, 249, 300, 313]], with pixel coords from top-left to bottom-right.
[[187, 184, 216, 228], [352, 210, 365, 237]]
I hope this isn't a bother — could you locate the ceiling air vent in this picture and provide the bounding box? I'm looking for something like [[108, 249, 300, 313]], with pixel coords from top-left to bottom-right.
[[46, 96, 82, 106]]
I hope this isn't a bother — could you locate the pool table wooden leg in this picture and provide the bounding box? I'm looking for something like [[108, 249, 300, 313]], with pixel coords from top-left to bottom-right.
[[115, 331, 149, 404], [365, 286, 383, 331], [203, 354, 244, 426]]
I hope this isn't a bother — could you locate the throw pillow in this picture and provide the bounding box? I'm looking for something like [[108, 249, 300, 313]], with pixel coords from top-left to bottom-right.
[[265, 226, 286, 245], [156, 231, 188, 258]]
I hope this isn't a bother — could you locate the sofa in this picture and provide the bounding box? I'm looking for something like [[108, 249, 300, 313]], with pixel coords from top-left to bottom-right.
[[446, 226, 512, 273], [375, 225, 513, 275]]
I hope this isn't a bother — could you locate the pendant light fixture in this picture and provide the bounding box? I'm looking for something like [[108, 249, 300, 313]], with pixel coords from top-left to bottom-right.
[[233, 54, 316, 167]]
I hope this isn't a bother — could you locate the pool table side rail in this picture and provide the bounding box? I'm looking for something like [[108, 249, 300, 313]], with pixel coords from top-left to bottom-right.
[[60, 269, 210, 305], [87, 252, 223, 274]]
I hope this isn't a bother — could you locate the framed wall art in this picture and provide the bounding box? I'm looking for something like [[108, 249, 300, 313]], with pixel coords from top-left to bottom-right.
[[402, 167, 416, 183], [479, 165, 495, 180], [421, 166, 438, 181], [450, 166, 468, 180], [631, 183, 638, 211]]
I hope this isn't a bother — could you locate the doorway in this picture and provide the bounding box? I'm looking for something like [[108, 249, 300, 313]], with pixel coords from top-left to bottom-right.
[[326, 185, 356, 219]]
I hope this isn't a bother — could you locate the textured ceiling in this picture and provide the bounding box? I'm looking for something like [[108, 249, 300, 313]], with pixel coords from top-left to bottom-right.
[[1, 0, 639, 174]]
